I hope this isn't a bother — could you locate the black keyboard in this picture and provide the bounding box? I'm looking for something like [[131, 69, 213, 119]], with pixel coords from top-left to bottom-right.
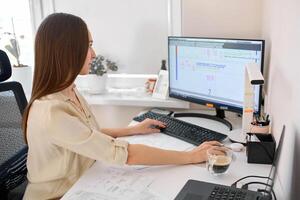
[[133, 111, 227, 146], [209, 186, 247, 200]]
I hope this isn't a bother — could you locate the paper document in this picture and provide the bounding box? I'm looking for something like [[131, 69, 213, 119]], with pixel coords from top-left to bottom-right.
[[63, 189, 167, 200], [62, 162, 168, 200]]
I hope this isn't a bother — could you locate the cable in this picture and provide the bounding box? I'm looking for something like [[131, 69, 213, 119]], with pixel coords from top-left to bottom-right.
[[231, 175, 272, 187], [241, 181, 272, 189], [242, 182, 277, 200], [231, 176, 277, 200]]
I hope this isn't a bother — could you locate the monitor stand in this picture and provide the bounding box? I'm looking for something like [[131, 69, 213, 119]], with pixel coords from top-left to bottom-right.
[[173, 108, 233, 131]]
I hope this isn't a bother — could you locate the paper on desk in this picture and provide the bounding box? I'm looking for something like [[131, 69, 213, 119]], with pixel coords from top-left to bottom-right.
[[63, 189, 168, 200], [62, 162, 168, 200]]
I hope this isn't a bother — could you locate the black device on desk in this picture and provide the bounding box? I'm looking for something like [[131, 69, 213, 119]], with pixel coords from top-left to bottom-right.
[[174, 125, 285, 200], [133, 110, 227, 146]]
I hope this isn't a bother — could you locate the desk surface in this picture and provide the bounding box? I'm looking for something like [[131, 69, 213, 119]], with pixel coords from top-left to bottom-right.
[[62, 111, 272, 200]]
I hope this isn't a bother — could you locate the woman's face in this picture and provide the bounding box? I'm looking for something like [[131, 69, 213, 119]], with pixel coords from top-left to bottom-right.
[[80, 31, 96, 75]]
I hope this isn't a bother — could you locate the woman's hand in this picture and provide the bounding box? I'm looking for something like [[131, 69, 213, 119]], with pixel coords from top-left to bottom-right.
[[130, 118, 166, 135], [188, 141, 226, 163]]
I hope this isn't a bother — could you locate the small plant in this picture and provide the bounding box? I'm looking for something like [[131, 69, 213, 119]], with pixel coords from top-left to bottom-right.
[[90, 55, 118, 76]]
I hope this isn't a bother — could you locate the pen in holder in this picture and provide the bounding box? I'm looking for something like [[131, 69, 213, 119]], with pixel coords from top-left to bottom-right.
[[249, 122, 270, 134], [250, 114, 270, 134]]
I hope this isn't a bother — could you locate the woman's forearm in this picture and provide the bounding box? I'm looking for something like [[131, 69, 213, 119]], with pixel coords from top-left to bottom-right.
[[100, 127, 134, 138], [126, 144, 193, 165], [100, 119, 165, 138]]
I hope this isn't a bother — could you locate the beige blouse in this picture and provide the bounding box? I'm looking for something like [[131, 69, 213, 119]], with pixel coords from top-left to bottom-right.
[[23, 89, 129, 200]]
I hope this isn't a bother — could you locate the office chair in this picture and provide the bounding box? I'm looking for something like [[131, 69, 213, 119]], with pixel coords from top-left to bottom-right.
[[0, 50, 28, 200]]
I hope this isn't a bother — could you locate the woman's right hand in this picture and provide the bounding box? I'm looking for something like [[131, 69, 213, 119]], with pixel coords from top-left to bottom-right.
[[188, 141, 225, 164]]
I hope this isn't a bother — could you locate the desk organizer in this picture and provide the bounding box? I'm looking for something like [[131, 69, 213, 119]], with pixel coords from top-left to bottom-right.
[[249, 123, 270, 134], [246, 133, 276, 164]]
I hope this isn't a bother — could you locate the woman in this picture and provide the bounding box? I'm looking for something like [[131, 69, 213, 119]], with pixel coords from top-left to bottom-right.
[[22, 13, 223, 200]]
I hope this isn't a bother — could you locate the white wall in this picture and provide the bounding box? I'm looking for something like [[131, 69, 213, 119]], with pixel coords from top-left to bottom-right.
[[52, 0, 170, 74], [182, 0, 262, 39], [262, 0, 300, 199]]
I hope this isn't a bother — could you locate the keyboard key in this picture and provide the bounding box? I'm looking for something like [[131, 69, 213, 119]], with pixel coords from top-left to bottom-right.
[[210, 186, 247, 200]]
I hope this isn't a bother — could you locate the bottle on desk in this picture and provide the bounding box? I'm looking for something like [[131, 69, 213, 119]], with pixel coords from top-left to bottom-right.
[[161, 59, 167, 70]]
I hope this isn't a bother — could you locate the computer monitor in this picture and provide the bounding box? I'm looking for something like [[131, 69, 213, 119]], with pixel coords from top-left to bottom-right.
[[168, 36, 264, 127]]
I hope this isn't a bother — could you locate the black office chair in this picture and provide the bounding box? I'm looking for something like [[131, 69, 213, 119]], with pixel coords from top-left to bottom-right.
[[0, 50, 28, 200]]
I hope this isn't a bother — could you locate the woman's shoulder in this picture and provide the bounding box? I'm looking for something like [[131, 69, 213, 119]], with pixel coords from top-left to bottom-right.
[[31, 94, 67, 109], [27, 95, 71, 132], [30, 92, 76, 116]]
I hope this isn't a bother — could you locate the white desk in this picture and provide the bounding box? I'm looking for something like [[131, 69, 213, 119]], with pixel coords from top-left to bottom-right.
[[62, 111, 272, 200]]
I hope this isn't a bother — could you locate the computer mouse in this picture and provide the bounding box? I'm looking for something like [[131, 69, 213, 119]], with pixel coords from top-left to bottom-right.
[[230, 143, 244, 152], [156, 125, 166, 131], [150, 125, 165, 132]]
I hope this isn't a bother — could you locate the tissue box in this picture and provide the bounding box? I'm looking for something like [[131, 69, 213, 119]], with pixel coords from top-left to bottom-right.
[[246, 133, 276, 164]]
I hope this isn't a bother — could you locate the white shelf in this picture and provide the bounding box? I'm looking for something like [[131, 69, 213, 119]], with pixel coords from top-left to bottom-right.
[[77, 74, 190, 109], [81, 89, 190, 109]]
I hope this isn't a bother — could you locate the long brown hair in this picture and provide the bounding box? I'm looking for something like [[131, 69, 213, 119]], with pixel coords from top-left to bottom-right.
[[22, 13, 89, 142]]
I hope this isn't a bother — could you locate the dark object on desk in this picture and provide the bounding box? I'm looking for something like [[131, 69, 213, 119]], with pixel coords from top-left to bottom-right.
[[160, 59, 167, 70], [247, 133, 276, 164], [133, 111, 227, 146], [175, 125, 285, 200], [0, 50, 28, 200], [175, 179, 263, 200]]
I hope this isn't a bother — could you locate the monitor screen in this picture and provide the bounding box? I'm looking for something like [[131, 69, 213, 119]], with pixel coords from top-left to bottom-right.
[[168, 37, 264, 114]]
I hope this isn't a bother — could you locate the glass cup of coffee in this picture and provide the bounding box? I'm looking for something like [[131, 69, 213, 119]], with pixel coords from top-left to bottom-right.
[[207, 147, 232, 176]]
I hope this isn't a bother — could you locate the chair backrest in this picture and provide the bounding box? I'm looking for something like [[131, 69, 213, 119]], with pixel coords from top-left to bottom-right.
[[0, 50, 12, 82], [0, 50, 28, 199]]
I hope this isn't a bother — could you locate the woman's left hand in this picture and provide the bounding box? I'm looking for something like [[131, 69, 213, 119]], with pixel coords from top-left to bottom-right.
[[131, 118, 166, 135]]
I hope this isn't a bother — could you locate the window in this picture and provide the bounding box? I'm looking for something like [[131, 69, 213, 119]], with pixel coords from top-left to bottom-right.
[[0, 0, 34, 67]]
